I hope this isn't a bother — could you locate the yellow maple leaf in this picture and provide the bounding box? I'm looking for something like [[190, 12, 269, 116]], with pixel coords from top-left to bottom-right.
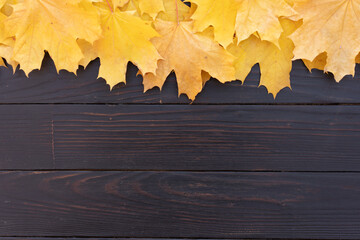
[[0, 0, 8, 67], [227, 18, 301, 97], [190, 0, 297, 47], [143, 19, 235, 100], [0, 37, 18, 70], [290, 0, 360, 81], [303, 52, 360, 74], [236, 0, 297, 46], [113, 0, 164, 18], [112, 0, 129, 9], [190, 0, 238, 47], [135, 0, 164, 18], [302, 52, 327, 72], [89, 2, 161, 88], [77, 39, 97, 68], [157, 0, 191, 22], [3, 0, 101, 75], [0, 0, 21, 69]]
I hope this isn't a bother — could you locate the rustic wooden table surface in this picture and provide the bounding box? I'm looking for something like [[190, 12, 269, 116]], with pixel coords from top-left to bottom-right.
[[0, 55, 360, 239]]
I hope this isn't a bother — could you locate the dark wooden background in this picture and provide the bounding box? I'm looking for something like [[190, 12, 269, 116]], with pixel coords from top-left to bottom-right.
[[1, 55, 360, 239]]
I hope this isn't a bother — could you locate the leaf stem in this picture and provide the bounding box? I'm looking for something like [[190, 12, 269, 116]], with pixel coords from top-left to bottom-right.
[[105, 0, 114, 13], [175, 0, 179, 25]]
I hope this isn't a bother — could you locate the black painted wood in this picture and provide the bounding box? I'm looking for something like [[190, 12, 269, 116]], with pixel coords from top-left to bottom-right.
[[0, 171, 359, 239], [1, 55, 360, 104], [0, 239, 225, 240], [0, 106, 53, 169], [0, 239, 184, 240], [1, 54, 359, 240], [0, 104, 359, 171], [0, 239, 235, 240]]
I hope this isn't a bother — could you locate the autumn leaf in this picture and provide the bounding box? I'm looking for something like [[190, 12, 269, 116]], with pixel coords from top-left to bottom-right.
[[235, 0, 298, 45], [228, 18, 301, 97], [139, 0, 234, 100], [302, 52, 327, 72], [135, 0, 165, 18], [87, 2, 161, 88], [143, 19, 235, 100], [290, 0, 360, 81], [113, 0, 164, 18], [189, 0, 238, 47], [0, 37, 18, 70], [3, 0, 102, 75], [157, 0, 191, 22], [112, 0, 129, 9], [303, 52, 360, 75], [0, 0, 357, 99], [77, 39, 97, 68], [190, 0, 297, 47], [0, 0, 10, 67]]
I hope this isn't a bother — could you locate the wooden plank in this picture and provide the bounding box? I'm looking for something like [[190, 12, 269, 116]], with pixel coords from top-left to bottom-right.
[[197, 62, 360, 104], [0, 105, 53, 169], [1, 104, 360, 171], [0, 239, 258, 240], [53, 104, 360, 171], [0, 239, 227, 240], [1, 55, 360, 104], [0, 171, 359, 239], [0, 239, 197, 240], [0, 239, 236, 240], [0, 58, 162, 104]]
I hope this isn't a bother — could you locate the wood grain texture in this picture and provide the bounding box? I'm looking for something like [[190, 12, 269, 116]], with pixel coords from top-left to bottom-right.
[[0, 239, 193, 240], [0, 238, 270, 240], [1, 49, 358, 240], [0, 171, 359, 238], [0, 239, 241, 240], [1, 55, 360, 104], [0, 104, 360, 171], [0, 106, 53, 169]]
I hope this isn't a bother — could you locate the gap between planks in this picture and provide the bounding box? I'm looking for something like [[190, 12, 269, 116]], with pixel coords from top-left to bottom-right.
[[2, 169, 360, 173], [1, 102, 360, 105]]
